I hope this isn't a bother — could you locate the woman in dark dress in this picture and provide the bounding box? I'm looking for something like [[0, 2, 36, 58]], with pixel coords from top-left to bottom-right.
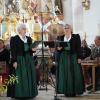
[[8, 23, 38, 99], [57, 24, 85, 97], [0, 39, 10, 83]]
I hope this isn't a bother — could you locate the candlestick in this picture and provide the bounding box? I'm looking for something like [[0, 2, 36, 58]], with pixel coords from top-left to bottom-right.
[[0, 23, 2, 38]]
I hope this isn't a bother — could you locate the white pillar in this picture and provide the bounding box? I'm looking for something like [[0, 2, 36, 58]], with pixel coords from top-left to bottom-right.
[[62, 0, 73, 26], [98, 23, 100, 35], [72, 0, 84, 34]]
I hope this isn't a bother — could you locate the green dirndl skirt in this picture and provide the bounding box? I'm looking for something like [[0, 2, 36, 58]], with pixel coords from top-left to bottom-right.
[[57, 51, 85, 96], [14, 54, 38, 98]]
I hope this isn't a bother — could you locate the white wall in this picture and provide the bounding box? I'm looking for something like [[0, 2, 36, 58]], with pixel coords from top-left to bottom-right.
[[62, 0, 73, 25], [83, 0, 100, 45], [72, 0, 84, 34]]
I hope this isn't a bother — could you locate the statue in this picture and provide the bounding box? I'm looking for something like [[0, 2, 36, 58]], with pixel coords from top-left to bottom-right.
[[55, 0, 63, 14], [28, 0, 38, 15]]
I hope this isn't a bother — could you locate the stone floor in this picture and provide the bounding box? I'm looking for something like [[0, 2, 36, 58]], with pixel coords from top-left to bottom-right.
[[0, 86, 100, 100]]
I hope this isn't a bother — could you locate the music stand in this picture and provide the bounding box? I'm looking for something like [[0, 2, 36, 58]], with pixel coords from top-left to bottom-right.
[[44, 41, 69, 100], [31, 11, 55, 91]]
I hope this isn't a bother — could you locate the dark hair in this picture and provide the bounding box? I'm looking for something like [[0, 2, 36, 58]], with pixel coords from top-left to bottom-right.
[[81, 40, 88, 47]]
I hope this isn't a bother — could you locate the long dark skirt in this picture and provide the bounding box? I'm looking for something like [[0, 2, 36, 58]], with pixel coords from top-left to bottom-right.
[[57, 51, 85, 97], [7, 54, 38, 98]]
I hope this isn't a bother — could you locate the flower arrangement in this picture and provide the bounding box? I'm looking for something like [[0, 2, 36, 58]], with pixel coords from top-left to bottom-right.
[[0, 75, 18, 95]]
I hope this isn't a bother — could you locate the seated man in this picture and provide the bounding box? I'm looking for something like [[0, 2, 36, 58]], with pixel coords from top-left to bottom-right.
[[90, 35, 100, 91], [91, 36, 100, 58], [81, 40, 91, 85]]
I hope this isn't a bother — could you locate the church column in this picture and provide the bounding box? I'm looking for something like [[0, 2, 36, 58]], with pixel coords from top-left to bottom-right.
[[62, 0, 84, 35], [72, 0, 84, 34], [98, 24, 100, 35], [62, 0, 73, 25]]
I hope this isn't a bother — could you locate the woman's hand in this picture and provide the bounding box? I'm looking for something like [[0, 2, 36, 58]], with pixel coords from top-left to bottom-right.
[[32, 48, 37, 52], [57, 47, 63, 50], [13, 62, 17, 69], [78, 59, 81, 64], [50, 48, 55, 52]]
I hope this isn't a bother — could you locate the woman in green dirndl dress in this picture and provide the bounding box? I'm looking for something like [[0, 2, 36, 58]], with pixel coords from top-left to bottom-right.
[[57, 24, 85, 97], [8, 23, 38, 99]]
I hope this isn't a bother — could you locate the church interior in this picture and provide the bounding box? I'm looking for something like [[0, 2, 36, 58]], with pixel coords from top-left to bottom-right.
[[0, 0, 100, 100]]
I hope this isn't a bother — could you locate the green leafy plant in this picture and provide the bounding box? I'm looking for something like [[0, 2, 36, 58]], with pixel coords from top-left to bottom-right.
[[0, 75, 18, 94]]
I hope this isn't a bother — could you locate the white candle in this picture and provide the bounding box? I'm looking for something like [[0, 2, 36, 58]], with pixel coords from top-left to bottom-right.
[[0, 24, 2, 38], [31, 21, 35, 35], [3, 0, 6, 15]]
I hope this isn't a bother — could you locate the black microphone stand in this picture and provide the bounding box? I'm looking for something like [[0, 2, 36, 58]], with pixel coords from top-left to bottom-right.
[[53, 39, 61, 100], [38, 12, 54, 91], [37, 9, 61, 99], [38, 12, 48, 91]]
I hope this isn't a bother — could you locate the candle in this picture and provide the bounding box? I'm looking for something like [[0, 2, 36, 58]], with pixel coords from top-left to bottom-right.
[[3, 0, 6, 15], [0, 23, 2, 38]]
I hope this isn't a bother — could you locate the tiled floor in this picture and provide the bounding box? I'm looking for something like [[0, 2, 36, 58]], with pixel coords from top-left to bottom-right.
[[0, 86, 100, 100]]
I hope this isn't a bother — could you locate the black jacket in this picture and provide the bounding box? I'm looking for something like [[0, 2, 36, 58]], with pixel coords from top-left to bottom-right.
[[57, 34, 81, 59], [10, 35, 33, 63], [81, 46, 91, 59], [0, 49, 10, 64]]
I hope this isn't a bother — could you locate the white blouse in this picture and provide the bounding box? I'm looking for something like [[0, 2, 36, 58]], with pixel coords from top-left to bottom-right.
[[18, 34, 27, 43], [64, 35, 71, 42]]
